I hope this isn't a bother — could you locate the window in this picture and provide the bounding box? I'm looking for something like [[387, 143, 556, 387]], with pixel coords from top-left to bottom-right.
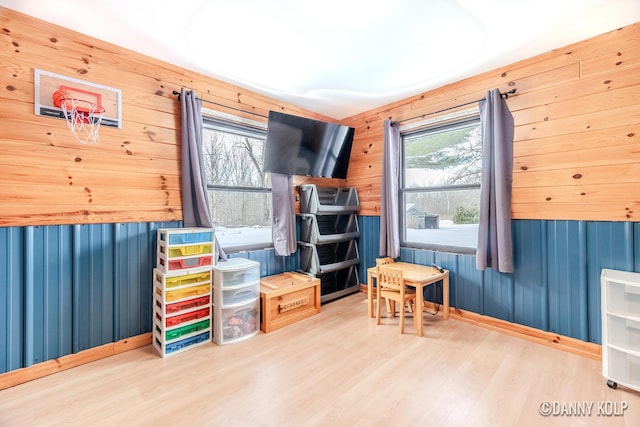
[[202, 118, 271, 251], [401, 117, 481, 253]]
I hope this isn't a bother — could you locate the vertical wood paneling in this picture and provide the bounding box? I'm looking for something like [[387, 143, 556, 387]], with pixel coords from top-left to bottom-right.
[[0, 227, 24, 373], [482, 268, 514, 322], [356, 216, 380, 284], [431, 251, 457, 306], [26, 226, 73, 366], [454, 255, 484, 314], [24, 226, 35, 366], [545, 221, 588, 341], [512, 220, 547, 331], [114, 223, 152, 340], [72, 224, 115, 352], [3, 218, 639, 375], [585, 221, 635, 343], [0, 221, 186, 374]]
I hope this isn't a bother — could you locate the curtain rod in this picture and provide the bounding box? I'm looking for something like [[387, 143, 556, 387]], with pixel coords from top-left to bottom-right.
[[172, 90, 268, 119], [397, 89, 516, 124]]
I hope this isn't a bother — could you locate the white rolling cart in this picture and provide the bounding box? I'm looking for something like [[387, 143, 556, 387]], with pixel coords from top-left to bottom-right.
[[212, 258, 261, 345]]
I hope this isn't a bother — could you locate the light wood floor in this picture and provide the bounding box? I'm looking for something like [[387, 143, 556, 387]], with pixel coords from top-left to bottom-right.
[[1, 293, 639, 426]]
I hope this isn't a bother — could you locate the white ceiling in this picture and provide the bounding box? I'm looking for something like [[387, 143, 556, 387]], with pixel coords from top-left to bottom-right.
[[4, 0, 640, 119]]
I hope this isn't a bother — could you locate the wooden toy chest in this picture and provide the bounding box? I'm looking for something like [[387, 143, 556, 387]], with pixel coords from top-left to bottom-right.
[[260, 272, 321, 333]]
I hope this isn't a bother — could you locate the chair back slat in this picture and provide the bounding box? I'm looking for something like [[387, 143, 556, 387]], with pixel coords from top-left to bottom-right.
[[378, 266, 404, 292], [376, 265, 417, 334]]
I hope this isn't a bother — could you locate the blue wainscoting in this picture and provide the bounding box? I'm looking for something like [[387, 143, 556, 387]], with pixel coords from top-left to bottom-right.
[[357, 216, 640, 346], [0, 222, 297, 375], [3, 217, 639, 374]]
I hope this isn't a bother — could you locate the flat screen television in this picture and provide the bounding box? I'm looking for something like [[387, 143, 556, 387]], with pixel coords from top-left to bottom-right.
[[262, 111, 355, 179]]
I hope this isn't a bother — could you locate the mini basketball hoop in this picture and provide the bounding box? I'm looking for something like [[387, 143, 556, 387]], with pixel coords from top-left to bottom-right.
[[52, 86, 105, 144]]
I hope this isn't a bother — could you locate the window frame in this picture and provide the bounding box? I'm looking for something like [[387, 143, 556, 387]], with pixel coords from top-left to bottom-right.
[[202, 115, 273, 253], [399, 116, 481, 255]]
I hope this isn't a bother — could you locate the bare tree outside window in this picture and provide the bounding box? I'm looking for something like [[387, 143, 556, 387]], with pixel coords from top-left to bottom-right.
[[202, 120, 272, 250]]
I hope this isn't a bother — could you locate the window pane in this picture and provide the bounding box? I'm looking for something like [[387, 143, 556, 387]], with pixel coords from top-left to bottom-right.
[[202, 121, 272, 250], [203, 128, 268, 188], [404, 187, 480, 249], [209, 189, 272, 248], [403, 121, 481, 189]]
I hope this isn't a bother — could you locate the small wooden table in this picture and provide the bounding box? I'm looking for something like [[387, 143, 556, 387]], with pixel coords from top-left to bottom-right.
[[367, 262, 449, 337]]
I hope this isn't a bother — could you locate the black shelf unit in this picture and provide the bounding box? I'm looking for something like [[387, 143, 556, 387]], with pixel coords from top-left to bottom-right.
[[298, 185, 360, 303]]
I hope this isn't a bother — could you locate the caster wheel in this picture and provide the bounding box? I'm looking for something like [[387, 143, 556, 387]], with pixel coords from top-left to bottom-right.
[[607, 380, 618, 389]]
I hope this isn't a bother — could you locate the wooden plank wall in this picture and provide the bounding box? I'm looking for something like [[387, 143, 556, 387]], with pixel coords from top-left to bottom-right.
[[0, 7, 339, 227], [342, 22, 640, 221], [2, 7, 639, 225]]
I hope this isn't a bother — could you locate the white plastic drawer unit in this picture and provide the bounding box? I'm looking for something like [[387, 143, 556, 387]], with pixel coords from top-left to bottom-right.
[[213, 258, 260, 289], [601, 268, 640, 392], [212, 258, 261, 345]]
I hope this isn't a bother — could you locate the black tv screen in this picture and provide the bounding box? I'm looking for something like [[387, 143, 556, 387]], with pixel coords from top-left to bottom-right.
[[263, 111, 355, 179]]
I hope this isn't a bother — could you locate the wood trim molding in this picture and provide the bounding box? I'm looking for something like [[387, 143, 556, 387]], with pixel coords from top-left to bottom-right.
[[0, 333, 152, 391], [359, 286, 602, 361]]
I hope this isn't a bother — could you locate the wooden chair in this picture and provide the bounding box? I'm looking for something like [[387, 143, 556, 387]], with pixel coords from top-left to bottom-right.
[[375, 265, 417, 334], [375, 257, 395, 267], [375, 257, 413, 314]]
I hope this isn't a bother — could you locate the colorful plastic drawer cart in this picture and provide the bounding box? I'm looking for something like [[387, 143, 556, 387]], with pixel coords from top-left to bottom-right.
[[153, 228, 214, 357]]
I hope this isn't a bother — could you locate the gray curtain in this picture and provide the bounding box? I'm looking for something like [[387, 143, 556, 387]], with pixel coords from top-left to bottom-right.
[[476, 89, 514, 273], [180, 88, 226, 261], [379, 119, 400, 258], [271, 173, 297, 256]]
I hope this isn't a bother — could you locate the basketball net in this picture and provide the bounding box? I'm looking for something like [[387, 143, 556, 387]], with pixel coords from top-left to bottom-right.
[[59, 98, 105, 145]]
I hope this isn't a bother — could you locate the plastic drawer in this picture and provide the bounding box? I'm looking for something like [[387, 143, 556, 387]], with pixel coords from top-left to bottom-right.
[[159, 242, 213, 258], [156, 319, 211, 341], [155, 283, 211, 302], [217, 282, 260, 306], [213, 258, 260, 288], [219, 268, 260, 288], [213, 298, 260, 345], [158, 228, 214, 245], [154, 268, 211, 289], [153, 330, 210, 357], [155, 295, 211, 314], [155, 306, 211, 328], [157, 254, 213, 273]]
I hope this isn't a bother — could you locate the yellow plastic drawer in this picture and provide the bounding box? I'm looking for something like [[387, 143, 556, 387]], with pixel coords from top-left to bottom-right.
[[154, 269, 211, 289]]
